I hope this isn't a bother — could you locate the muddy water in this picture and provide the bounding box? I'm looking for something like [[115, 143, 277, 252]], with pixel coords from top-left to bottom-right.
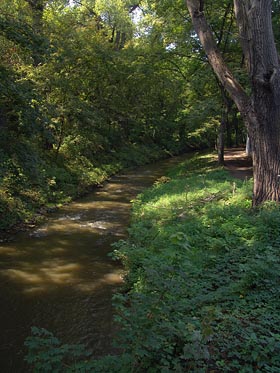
[[0, 154, 189, 372]]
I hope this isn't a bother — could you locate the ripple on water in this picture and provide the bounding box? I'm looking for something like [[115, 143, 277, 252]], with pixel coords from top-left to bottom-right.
[[0, 152, 192, 372], [57, 214, 83, 221], [79, 221, 109, 230], [29, 226, 48, 238]]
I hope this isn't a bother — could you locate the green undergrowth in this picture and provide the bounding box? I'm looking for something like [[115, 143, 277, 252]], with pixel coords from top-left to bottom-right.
[[25, 152, 280, 372], [0, 141, 167, 236]]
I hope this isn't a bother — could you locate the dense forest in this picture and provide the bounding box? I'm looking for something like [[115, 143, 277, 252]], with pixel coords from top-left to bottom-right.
[[0, 0, 249, 234], [1, 1, 280, 372]]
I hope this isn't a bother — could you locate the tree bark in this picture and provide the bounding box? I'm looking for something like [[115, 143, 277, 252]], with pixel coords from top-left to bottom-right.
[[186, 0, 280, 206], [232, 109, 239, 147], [246, 135, 251, 156], [217, 113, 226, 165], [185, 0, 249, 113], [234, 1, 280, 206]]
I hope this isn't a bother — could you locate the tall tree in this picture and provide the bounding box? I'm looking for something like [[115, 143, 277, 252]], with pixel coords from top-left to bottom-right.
[[186, 0, 280, 206]]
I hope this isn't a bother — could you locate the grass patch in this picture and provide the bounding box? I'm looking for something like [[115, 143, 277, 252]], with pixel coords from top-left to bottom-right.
[[111, 152, 280, 372], [25, 151, 280, 372]]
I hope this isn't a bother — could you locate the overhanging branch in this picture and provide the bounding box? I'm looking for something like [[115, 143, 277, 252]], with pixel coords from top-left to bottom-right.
[[185, 0, 250, 115]]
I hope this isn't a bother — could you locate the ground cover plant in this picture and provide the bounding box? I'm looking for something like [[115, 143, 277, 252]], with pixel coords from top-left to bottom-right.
[[0, 142, 167, 236], [25, 151, 280, 372]]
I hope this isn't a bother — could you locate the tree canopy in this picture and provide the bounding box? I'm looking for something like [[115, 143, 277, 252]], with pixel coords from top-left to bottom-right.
[[1, 0, 279, 229], [1, 2, 280, 372]]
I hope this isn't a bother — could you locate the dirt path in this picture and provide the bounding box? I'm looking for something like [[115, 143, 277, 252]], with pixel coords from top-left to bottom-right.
[[223, 148, 253, 180]]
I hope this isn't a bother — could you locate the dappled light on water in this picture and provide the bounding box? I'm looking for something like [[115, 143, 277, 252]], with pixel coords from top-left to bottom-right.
[[2, 258, 123, 295], [0, 153, 191, 372], [3, 261, 83, 293]]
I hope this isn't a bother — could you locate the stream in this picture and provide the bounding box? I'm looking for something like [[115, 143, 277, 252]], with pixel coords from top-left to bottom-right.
[[0, 154, 189, 372]]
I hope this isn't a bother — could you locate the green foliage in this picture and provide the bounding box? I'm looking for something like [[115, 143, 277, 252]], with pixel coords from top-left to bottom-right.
[[24, 327, 135, 372], [2, 1, 278, 368], [25, 152, 280, 371], [110, 152, 280, 371], [0, 0, 227, 235], [0, 138, 169, 234], [25, 327, 92, 372], [0, 14, 49, 58]]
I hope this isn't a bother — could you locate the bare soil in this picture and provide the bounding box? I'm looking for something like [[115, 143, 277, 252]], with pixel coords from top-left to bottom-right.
[[223, 148, 253, 180]]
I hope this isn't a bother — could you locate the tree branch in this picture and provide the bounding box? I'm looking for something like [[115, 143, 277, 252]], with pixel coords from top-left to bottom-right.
[[185, 0, 250, 115]]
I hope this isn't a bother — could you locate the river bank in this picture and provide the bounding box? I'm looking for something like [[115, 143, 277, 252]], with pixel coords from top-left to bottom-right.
[[0, 152, 192, 372], [0, 144, 179, 241], [109, 150, 279, 372], [0, 142, 167, 236], [26, 149, 280, 371]]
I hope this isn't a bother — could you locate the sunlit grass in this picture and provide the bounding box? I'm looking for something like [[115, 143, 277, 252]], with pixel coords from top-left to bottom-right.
[[24, 151, 280, 371], [111, 151, 280, 372]]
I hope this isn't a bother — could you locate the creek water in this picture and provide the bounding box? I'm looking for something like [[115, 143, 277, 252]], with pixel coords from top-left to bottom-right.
[[0, 154, 189, 372]]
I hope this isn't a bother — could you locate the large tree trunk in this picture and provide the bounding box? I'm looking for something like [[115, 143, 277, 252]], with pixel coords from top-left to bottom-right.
[[186, 0, 280, 206], [252, 113, 280, 205], [248, 88, 280, 205], [235, 1, 280, 206]]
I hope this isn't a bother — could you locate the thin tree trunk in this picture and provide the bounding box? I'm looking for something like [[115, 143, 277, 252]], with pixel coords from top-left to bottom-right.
[[115, 31, 121, 49], [217, 114, 225, 165], [219, 83, 233, 149], [226, 119, 232, 148], [232, 109, 239, 147], [245, 135, 251, 156]]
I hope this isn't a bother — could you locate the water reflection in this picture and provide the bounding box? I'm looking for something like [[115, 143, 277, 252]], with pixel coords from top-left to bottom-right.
[[0, 153, 190, 372], [2, 256, 123, 295]]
